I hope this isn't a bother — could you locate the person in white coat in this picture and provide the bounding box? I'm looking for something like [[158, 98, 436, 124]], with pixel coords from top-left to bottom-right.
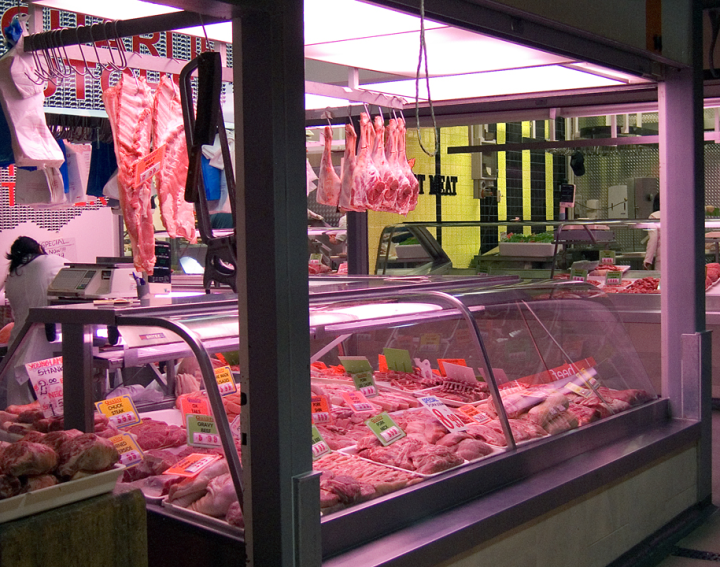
[[2, 237, 65, 404], [644, 195, 661, 270]]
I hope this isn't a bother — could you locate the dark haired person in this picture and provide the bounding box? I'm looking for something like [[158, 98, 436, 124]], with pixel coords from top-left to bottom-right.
[[2, 237, 64, 404]]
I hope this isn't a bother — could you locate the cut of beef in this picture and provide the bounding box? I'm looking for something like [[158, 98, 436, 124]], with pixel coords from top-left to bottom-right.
[[57, 434, 119, 477], [0, 441, 57, 476]]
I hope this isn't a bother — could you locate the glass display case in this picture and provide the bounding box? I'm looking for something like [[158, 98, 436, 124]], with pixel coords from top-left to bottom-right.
[[0, 279, 666, 556]]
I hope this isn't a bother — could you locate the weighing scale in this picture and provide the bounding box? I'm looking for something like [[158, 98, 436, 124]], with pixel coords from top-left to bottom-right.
[[48, 263, 138, 300]]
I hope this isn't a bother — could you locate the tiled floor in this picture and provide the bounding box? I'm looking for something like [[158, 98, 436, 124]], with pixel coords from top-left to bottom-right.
[[655, 411, 720, 566]]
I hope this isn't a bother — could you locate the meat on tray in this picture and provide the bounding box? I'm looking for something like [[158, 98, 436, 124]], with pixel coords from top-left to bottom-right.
[[126, 418, 186, 450], [422, 377, 489, 404], [0, 441, 57, 476], [187, 472, 238, 518], [57, 434, 120, 478], [356, 436, 464, 475], [373, 369, 443, 391], [122, 448, 181, 482], [618, 277, 660, 294], [314, 452, 422, 511]]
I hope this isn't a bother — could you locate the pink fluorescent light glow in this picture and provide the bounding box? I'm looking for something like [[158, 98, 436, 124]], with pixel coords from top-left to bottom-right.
[[305, 26, 571, 77], [365, 65, 623, 101], [33, 0, 179, 20]]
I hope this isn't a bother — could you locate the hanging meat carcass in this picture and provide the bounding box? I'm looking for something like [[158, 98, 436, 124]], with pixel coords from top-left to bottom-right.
[[385, 119, 413, 214], [316, 126, 341, 207], [152, 76, 197, 243], [352, 112, 383, 210], [339, 123, 361, 212], [103, 74, 156, 273], [397, 118, 419, 214], [370, 115, 397, 212]]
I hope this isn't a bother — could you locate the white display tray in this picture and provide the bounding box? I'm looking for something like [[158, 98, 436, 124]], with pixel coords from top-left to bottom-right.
[[0, 464, 124, 524], [589, 265, 631, 276], [498, 242, 555, 257]]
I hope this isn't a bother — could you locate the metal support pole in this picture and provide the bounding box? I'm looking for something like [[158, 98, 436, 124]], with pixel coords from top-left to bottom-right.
[[658, 25, 705, 411], [347, 212, 369, 274], [234, 2, 316, 566], [62, 324, 94, 432]]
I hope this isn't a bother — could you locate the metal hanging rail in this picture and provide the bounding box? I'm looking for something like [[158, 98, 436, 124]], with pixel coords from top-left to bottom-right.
[[22, 12, 227, 53]]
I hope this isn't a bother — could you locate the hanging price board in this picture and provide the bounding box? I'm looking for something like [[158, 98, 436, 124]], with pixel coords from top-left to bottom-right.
[[418, 396, 468, 432], [95, 395, 141, 428], [134, 144, 166, 186], [365, 412, 406, 446], [311, 425, 331, 460], [311, 395, 332, 424], [164, 454, 222, 478], [605, 270, 623, 286], [383, 348, 414, 372], [571, 269, 588, 282], [186, 414, 222, 448], [213, 365, 237, 397], [341, 391, 374, 413], [437, 359, 466, 376], [109, 433, 144, 468], [419, 333, 441, 352], [599, 250, 616, 265]]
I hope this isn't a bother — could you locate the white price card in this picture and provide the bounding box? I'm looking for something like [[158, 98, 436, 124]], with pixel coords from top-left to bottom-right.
[[419, 396, 468, 432], [26, 356, 64, 418], [311, 425, 331, 460]]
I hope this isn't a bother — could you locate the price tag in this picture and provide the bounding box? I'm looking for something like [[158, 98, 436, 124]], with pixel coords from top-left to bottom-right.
[[600, 250, 616, 265], [605, 270, 623, 286], [213, 365, 237, 397], [339, 356, 378, 397], [178, 395, 211, 418], [565, 382, 592, 398], [134, 143, 166, 186], [458, 405, 492, 424], [311, 395, 332, 424], [109, 433, 144, 468], [571, 269, 588, 282], [164, 453, 222, 478], [186, 414, 222, 448], [419, 333, 441, 352], [95, 395, 141, 428], [443, 362, 477, 384], [576, 368, 600, 391], [351, 371, 378, 397], [230, 415, 242, 440], [437, 359, 466, 376], [341, 391, 374, 413], [26, 356, 64, 418], [309, 253, 323, 262], [383, 348, 414, 372], [365, 412, 406, 446], [418, 396, 468, 432], [311, 425, 331, 460]]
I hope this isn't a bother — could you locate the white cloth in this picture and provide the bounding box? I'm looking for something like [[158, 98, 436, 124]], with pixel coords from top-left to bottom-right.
[[644, 210, 661, 269]]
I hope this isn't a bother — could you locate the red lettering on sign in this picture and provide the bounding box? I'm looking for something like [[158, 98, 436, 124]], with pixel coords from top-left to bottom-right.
[[133, 33, 161, 57]]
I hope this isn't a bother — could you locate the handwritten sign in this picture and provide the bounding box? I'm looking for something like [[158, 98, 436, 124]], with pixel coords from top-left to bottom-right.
[[339, 356, 378, 397], [605, 270, 623, 286], [341, 391, 374, 413], [311, 425, 331, 460], [600, 250, 616, 265], [214, 365, 237, 397], [311, 395, 332, 424], [26, 357, 64, 418]]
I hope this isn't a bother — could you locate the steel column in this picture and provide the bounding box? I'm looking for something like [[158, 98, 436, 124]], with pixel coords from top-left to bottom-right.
[[61, 324, 94, 432], [657, 3, 705, 412], [234, 2, 316, 566]]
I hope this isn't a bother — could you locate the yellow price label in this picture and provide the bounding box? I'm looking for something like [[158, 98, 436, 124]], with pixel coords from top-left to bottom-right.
[[214, 365, 237, 397], [109, 433, 144, 468], [95, 395, 140, 428]]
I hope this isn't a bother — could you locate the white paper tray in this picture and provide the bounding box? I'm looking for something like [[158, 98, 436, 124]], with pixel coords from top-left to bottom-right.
[[0, 464, 124, 524], [162, 499, 243, 538]]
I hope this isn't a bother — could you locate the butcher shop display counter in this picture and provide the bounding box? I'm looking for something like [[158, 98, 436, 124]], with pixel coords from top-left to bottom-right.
[[0, 280, 673, 557]]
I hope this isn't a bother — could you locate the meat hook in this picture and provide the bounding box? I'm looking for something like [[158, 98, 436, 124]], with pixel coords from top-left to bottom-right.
[[101, 21, 122, 72], [85, 20, 105, 79]]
